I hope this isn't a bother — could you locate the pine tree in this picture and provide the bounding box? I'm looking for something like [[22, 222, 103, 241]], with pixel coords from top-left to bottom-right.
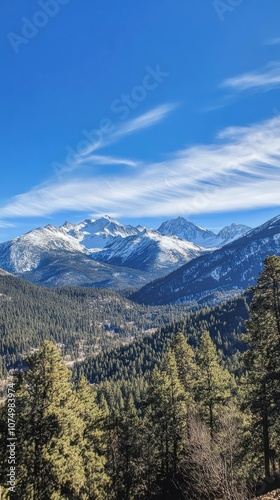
[[172, 332, 198, 408], [243, 255, 280, 477], [196, 331, 232, 436], [76, 376, 110, 499], [146, 352, 188, 496], [1, 342, 86, 499], [105, 394, 141, 499]]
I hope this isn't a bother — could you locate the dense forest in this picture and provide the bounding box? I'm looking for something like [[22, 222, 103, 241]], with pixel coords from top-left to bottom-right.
[[0, 272, 196, 380], [0, 256, 279, 498], [73, 291, 252, 385]]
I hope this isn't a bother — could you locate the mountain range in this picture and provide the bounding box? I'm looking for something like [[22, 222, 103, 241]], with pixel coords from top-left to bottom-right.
[[0, 216, 250, 290], [0, 223, 152, 289], [93, 228, 205, 273], [158, 217, 251, 248], [0, 211, 279, 331], [132, 214, 280, 305], [62, 216, 142, 249]]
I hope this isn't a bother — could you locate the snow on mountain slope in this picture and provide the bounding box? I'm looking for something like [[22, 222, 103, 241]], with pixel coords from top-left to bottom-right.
[[62, 215, 140, 249], [0, 225, 154, 289], [0, 215, 254, 291], [94, 228, 207, 274], [0, 268, 13, 277], [158, 217, 217, 246], [158, 217, 251, 248], [131, 214, 280, 306], [216, 223, 252, 245], [0, 225, 87, 274]]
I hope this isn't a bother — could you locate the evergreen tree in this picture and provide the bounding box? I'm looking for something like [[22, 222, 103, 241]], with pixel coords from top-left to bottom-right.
[[146, 352, 188, 496], [196, 331, 232, 436], [76, 376, 110, 499], [1, 342, 87, 499], [105, 394, 141, 499], [172, 332, 198, 408], [243, 255, 280, 477]]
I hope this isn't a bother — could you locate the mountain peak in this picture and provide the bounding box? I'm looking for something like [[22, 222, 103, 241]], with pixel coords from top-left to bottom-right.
[[158, 217, 252, 248], [217, 223, 251, 243], [158, 217, 216, 246], [62, 216, 140, 250], [131, 212, 280, 306], [99, 215, 120, 223]]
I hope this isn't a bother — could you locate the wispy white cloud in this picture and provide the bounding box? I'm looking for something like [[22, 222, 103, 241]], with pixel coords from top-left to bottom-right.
[[79, 103, 177, 157], [222, 61, 280, 92], [2, 115, 280, 220], [61, 104, 176, 177], [77, 154, 139, 168], [265, 37, 280, 46], [113, 104, 177, 138], [0, 221, 15, 228]]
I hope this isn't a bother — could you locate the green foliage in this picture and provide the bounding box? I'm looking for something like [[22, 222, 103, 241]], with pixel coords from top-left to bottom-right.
[[1, 258, 280, 498], [243, 255, 280, 478], [76, 376, 110, 499], [0, 273, 193, 379], [0, 342, 109, 499], [73, 292, 251, 385], [196, 331, 233, 435]]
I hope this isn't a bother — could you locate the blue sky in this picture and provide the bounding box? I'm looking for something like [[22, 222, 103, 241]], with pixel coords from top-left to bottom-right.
[[1, 0, 280, 241]]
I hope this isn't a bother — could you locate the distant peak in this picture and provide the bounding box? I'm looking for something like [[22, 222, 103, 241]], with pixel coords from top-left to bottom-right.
[[141, 228, 153, 235], [62, 221, 75, 228], [96, 215, 120, 224], [101, 215, 117, 221], [77, 216, 120, 227], [158, 217, 210, 234]]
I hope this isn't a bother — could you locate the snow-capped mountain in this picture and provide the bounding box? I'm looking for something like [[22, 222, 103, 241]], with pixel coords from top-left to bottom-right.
[[216, 223, 252, 245], [62, 216, 140, 249], [132, 214, 280, 306], [158, 217, 217, 246], [0, 224, 87, 274], [158, 217, 251, 248], [0, 224, 152, 289], [0, 214, 255, 292], [0, 216, 210, 288], [94, 228, 206, 274]]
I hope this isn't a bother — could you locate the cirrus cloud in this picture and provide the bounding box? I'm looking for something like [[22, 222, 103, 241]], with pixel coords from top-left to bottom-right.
[[1, 114, 280, 220], [222, 61, 280, 92]]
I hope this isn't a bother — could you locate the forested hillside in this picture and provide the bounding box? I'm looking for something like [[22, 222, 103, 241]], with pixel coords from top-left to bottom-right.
[[0, 271, 194, 379], [73, 291, 252, 384], [1, 258, 280, 499], [0, 258, 279, 499]]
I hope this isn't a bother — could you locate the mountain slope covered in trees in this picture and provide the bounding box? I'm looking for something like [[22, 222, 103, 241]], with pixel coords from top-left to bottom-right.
[[73, 292, 252, 384], [0, 258, 280, 498], [0, 270, 195, 379]]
